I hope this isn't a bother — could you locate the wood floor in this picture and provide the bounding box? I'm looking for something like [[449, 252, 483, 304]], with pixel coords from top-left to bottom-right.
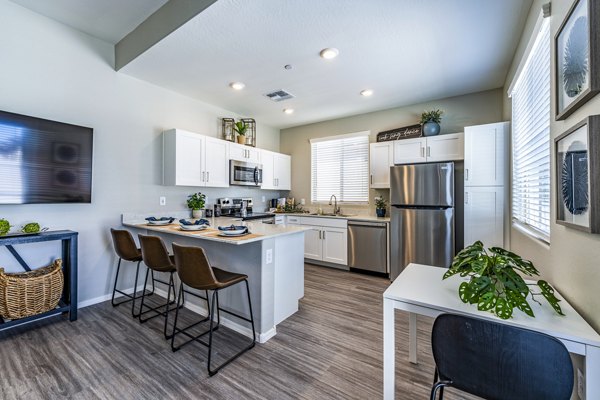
[[0, 264, 477, 399]]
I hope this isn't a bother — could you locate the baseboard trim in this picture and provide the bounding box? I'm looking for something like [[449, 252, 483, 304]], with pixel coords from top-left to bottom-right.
[[153, 287, 275, 344], [78, 285, 146, 309]]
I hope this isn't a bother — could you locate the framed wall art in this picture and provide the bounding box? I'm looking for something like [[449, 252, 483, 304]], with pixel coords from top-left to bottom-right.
[[555, 115, 600, 233], [554, 0, 600, 121]]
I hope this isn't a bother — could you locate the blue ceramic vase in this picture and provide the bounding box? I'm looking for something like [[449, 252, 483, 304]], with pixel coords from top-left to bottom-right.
[[422, 121, 440, 136]]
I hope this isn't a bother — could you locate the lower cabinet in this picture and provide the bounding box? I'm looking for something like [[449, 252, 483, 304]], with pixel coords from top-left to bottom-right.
[[464, 186, 505, 248], [286, 216, 348, 266]]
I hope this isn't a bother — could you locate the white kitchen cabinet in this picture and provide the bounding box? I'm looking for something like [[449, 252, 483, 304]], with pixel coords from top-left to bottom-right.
[[229, 142, 261, 163], [426, 133, 464, 162], [289, 216, 348, 266], [322, 227, 348, 265], [370, 142, 394, 188], [393, 137, 427, 164], [464, 122, 509, 187], [464, 186, 504, 247], [163, 129, 229, 188], [203, 136, 230, 187], [261, 149, 291, 190], [393, 133, 464, 165], [304, 228, 324, 260]]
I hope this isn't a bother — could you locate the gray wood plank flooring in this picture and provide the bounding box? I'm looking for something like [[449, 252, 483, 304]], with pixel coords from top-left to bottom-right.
[[0, 264, 477, 399]]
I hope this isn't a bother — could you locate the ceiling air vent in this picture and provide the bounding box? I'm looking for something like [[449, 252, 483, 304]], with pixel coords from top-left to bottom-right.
[[264, 89, 295, 102]]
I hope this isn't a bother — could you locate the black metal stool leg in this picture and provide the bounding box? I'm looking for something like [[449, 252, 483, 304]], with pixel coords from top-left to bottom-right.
[[138, 268, 150, 322], [171, 283, 184, 351], [111, 258, 123, 306], [206, 279, 256, 376], [163, 272, 175, 339]]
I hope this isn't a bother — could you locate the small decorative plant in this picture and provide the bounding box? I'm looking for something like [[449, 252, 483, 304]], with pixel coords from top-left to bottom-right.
[[186, 192, 206, 211], [233, 120, 247, 136], [420, 109, 443, 124], [444, 241, 564, 319], [375, 197, 387, 217], [0, 219, 10, 236]]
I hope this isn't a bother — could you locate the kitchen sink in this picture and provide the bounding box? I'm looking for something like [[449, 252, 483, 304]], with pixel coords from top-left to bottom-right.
[[308, 213, 357, 217]]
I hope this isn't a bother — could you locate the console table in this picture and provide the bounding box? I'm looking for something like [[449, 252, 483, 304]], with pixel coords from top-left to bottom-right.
[[0, 230, 78, 331]]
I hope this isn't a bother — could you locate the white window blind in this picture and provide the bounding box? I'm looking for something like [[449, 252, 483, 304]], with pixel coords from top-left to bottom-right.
[[510, 19, 551, 241], [311, 132, 369, 203]]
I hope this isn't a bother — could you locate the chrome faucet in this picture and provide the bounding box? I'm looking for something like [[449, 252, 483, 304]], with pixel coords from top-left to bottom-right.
[[329, 195, 340, 215]]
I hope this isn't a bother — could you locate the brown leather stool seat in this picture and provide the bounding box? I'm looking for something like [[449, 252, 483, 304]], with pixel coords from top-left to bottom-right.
[[170, 243, 255, 376], [109, 229, 155, 317], [138, 234, 182, 339]]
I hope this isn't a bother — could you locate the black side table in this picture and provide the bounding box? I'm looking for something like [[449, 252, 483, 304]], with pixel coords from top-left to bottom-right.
[[0, 230, 78, 331]]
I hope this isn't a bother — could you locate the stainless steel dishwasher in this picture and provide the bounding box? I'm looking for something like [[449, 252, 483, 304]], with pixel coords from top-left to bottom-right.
[[348, 220, 388, 274]]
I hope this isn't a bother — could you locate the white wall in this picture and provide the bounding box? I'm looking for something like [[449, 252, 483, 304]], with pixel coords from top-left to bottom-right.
[[503, 0, 600, 332], [0, 0, 281, 304], [280, 89, 504, 214]]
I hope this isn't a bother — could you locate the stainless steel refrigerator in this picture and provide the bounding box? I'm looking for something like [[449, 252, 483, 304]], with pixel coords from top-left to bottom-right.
[[390, 162, 455, 280]]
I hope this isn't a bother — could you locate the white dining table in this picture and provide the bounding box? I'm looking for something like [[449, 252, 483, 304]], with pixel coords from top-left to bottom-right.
[[383, 263, 600, 400]]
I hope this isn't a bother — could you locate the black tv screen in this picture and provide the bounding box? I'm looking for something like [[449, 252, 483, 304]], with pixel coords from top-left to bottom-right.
[[0, 110, 93, 204]]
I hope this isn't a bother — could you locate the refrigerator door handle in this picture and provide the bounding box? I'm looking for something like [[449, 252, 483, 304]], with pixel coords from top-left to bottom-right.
[[465, 192, 469, 204], [465, 168, 469, 181]]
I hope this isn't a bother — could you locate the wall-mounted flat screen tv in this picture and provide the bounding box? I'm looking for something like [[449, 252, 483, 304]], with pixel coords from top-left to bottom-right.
[[0, 110, 93, 204]]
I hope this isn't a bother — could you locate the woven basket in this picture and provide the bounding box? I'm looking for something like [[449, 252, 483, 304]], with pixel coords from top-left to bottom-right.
[[0, 259, 64, 320]]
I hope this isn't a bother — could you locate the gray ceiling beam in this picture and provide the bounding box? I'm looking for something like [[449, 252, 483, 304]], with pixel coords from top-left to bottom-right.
[[115, 0, 217, 71]]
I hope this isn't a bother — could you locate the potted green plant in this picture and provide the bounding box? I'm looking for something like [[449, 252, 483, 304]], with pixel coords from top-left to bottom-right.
[[375, 197, 387, 217], [186, 192, 206, 218], [444, 241, 564, 319], [233, 120, 247, 144], [421, 109, 443, 136]]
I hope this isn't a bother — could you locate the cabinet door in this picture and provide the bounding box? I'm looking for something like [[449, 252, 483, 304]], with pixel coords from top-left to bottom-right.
[[246, 147, 261, 163], [322, 227, 348, 265], [175, 131, 204, 186], [274, 153, 291, 190], [261, 150, 276, 190], [204, 137, 229, 188], [426, 133, 464, 162], [304, 228, 323, 260], [465, 122, 508, 186], [464, 186, 504, 248], [229, 143, 247, 161], [393, 138, 426, 164], [370, 142, 393, 188]]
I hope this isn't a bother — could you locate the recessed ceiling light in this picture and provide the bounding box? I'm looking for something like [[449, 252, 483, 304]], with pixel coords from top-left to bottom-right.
[[360, 89, 374, 97], [229, 82, 245, 90], [319, 48, 339, 59], [283, 108, 294, 114]]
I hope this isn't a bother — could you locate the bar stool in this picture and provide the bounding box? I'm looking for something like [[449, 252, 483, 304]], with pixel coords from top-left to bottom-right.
[[170, 243, 256, 376], [110, 228, 154, 317], [137, 234, 183, 339]]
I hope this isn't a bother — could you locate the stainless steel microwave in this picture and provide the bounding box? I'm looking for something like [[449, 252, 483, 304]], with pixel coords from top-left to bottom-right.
[[229, 160, 263, 186]]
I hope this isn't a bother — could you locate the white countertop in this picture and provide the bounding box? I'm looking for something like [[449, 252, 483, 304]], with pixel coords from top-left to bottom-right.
[[122, 215, 310, 245], [275, 213, 390, 223]]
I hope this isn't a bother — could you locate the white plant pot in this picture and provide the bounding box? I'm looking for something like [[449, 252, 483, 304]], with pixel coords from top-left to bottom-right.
[[192, 209, 204, 219]]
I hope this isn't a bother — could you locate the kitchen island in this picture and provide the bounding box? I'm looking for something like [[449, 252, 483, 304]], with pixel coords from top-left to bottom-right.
[[122, 214, 309, 343]]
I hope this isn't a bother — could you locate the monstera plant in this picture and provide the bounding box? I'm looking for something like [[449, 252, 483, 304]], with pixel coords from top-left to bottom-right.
[[443, 241, 564, 319]]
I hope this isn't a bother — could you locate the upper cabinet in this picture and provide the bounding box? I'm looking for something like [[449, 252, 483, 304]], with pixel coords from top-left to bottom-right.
[[370, 142, 394, 188], [464, 122, 509, 187], [393, 133, 464, 165], [261, 149, 291, 190], [164, 129, 291, 190], [163, 129, 229, 188], [229, 142, 261, 163]]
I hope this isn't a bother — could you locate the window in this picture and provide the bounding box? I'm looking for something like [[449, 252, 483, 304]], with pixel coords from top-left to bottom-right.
[[311, 132, 369, 203], [510, 18, 551, 242]]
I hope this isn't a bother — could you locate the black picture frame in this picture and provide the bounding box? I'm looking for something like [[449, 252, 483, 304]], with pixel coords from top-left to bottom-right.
[[555, 0, 600, 121], [555, 115, 600, 233]]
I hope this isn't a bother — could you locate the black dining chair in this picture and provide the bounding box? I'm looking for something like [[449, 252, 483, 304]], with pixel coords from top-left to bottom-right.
[[430, 313, 574, 400]]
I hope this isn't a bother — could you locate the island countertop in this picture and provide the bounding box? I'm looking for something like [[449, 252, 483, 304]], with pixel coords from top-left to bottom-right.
[[122, 216, 310, 245]]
